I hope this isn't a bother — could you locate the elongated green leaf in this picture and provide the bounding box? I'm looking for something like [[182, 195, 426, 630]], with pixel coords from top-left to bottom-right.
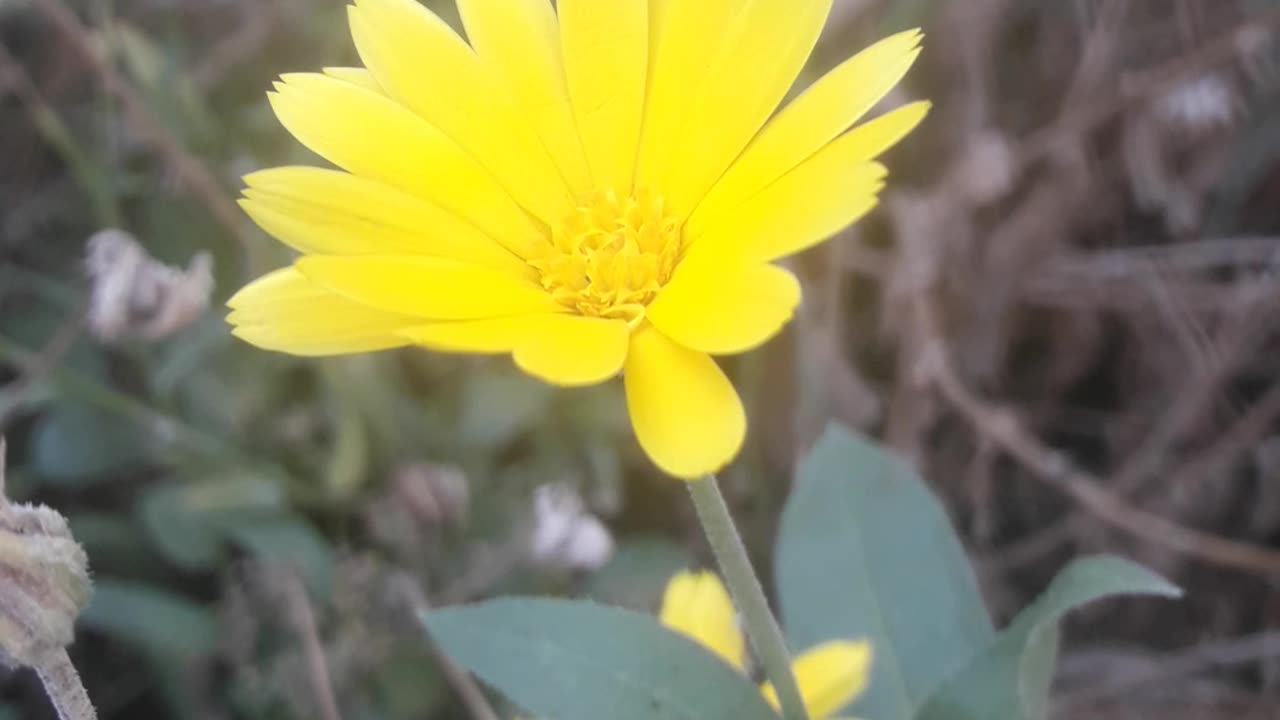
[[422, 598, 780, 720], [224, 516, 335, 595], [138, 473, 286, 570], [81, 580, 218, 659], [775, 426, 994, 720], [915, 556, 1180, 720]]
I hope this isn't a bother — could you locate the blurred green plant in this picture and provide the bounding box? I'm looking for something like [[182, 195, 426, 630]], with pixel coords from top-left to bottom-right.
[[424, 426, 1180, 720]]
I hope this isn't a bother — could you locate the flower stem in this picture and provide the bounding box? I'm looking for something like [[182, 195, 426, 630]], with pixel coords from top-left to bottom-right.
[[34, 649, 97, 720], [687, 475, 809, 720]]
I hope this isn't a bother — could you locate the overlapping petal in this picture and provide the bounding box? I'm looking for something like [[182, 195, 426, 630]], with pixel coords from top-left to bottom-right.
[[456, 0, 592, 196], [228, 267, 416, 356], [658, 571, 745, 670], [635, 0, 739, 190], [267, 72, 545, 257], [689, 30, 924, 238], [512, 315, 629, 386], [623, 324, 745, 479], [761, 641, 873, 719], [349, 0, 572, 224], [664, 0, 832, 217], [692, 155, 889, 264], [240, 167, 531, 276], [647, 260, 801, 355], [559, 0, 649, 192], [296, 255, 561, 320], [401, 314, 628, 386]]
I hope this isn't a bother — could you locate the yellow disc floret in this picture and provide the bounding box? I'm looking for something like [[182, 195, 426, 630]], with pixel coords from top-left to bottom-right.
[[529, 189, 682, 323]]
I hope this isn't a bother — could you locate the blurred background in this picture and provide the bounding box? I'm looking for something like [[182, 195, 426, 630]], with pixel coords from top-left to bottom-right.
[[3, 0, 1280, 717]]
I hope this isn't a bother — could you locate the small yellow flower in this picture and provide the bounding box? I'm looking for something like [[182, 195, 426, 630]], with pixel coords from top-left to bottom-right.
[[659, 571, 872, 719], [228, 0, 925, 479]]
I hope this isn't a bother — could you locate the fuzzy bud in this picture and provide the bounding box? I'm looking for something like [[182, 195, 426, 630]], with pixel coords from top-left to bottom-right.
[[0, 440, 92, 668]]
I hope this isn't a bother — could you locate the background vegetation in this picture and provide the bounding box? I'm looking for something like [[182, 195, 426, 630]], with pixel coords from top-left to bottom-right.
[[3, 0, 1280, 717]]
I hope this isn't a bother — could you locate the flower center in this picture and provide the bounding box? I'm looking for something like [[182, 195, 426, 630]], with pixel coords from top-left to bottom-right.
[[529, 189, 683, 323]]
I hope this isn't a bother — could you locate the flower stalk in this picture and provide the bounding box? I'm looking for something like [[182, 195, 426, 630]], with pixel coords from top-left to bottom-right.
[[687, 475, 809, 720]]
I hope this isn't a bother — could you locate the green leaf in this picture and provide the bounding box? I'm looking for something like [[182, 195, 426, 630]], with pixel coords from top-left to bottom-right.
[[28, 401, 149, 484], [459, 366, 554, 451], [325, 410, 370, 499], [138, 473, 286, 570], [915, 556, 1181, 720], [774, 425, 994, 720], [223, 516, 336, 596], [422, 598, 780, 720], [81, 580, 218, 659], [585, 538, 693, 611]]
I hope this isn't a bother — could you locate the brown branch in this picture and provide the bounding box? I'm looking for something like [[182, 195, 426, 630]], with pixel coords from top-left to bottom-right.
[[391, 575, 500, 720], [0, 307, 85, 433], [1016, 6, 1280, 169], [987, 283, 1276, 572], [281, 575, 343, 720], [1057, 630, 1280, 708], [913, 294, 1280, 578], [30, 0, 246, 248]]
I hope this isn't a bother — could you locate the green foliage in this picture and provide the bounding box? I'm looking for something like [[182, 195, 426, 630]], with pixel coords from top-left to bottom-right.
[[426, 425, 1179, 720], [422, 599, 781, 720], [775, 426, 994, 720], [138, 472, 286, 571], [80, 581, 218, 659], [917, 556, 1181, 720], [223, 516, 335, 595], [586, 538, 693, 610]]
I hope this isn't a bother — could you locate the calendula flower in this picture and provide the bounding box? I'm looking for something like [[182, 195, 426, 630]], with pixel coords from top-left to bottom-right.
[[660, 571, 873, 719], [228, 0, 925, 479]]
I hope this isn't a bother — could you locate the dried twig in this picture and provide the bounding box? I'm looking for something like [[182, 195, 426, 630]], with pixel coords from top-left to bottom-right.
[[281, 575, 343, 720], [1017, 6, 1280, 169], [30, 0, 246, 249], [912, 290, 1280, 577], [0, 307, 84, 432], [988, 282, 1276, 572], [392, 575, 500, 720], [192, 0, 289, 90], [1058, 631, 1280, 708]]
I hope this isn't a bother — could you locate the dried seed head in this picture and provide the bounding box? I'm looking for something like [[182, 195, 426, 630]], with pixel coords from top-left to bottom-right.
[[84, 229, 214, 342], [528, 484, 615, 573], [0, 440, 93, 668]]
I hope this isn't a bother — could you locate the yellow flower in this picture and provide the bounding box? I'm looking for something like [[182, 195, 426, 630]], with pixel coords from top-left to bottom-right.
[[228, 0, 925, 479], [659, 571, 873, 719]]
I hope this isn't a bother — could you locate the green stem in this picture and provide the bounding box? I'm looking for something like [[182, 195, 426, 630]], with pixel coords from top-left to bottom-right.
[[687, 475, 809, 720]]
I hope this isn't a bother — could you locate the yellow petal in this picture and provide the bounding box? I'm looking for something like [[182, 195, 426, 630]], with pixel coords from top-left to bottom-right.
[[349, 0, 571, 225], [647, 260, 801, 355], [399, 316, 530, 355], [664, 0, 832, 217], [322, 66, 382, 92], [688, 30, 923, 238], [634, 0, 739, 190], [658, 571, 745, 670], [267, 72, 545, 258], [227, 267, 414, 356], [401, 314, 627, 386], [559, 0, 648, 192], [692, 104, 925, 246], [513, 315, 629, 386], [693, 156, 888, 264], [296, 255, 562, 320], [623, 324, 745, 479], [456, 0, 592, 197], [761, 641, 873, 719], [240, 167, 530, 276]]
